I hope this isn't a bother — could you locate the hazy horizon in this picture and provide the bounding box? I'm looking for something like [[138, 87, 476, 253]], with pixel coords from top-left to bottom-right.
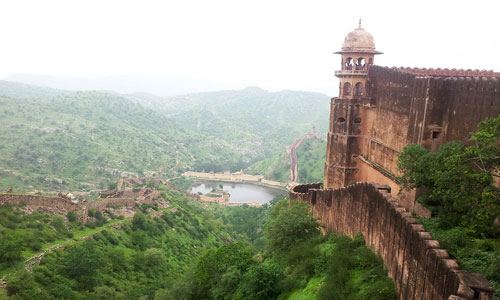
[[1, 0, 499, 96]]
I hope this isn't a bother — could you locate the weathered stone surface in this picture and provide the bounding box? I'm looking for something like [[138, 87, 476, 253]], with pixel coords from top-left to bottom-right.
[[327, 29, 500, 216], [290, 183, 494, 300]]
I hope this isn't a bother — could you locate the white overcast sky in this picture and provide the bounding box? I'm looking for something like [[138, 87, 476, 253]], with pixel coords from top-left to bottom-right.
[[1, 0, 499, 96]]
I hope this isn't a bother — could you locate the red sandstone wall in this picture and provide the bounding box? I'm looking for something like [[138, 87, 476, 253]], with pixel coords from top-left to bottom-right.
[[440, 77, 500, 144], [366, 66, 428, 175], [366, 66, 500, 171], [290, 183, 494, 300]]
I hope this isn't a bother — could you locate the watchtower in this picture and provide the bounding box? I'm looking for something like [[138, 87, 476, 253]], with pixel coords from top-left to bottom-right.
[[334, 20, 383, 98], [324, 21, 382, 188]]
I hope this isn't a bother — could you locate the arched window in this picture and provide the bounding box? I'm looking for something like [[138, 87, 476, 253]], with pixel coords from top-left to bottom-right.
[[354, 82, 364, 97], [344, 57, 353, 70], [356, 57, 366, 70], [343, 82, 351, 96]]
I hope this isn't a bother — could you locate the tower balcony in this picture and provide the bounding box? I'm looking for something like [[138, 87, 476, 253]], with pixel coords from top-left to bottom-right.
[[335, 69, 369, 77]]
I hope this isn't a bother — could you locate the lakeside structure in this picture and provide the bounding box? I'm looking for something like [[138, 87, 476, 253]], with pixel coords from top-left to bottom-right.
[[183, 171, 288, 189], [291, 22, 497, 299]]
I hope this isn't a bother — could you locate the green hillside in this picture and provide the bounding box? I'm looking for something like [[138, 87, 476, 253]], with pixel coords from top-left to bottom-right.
[[0, 81, 197, 191], [128, 87, 330, 171], [247, 138, 326, 183], [0, 184, 251, 299], [296, 138, 326, 183], [0, 82, 329, 192], [0, 184, 395, 300]]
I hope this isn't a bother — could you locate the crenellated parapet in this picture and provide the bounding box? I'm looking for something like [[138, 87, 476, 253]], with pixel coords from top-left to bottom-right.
[[290, 183, 494, 300], [393, 67, 500, 78]]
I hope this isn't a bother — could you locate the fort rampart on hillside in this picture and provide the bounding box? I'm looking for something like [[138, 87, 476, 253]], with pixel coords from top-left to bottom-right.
[[0, 194, 80, 214], [81, 198, 137, 223], [0, 193, 138, 224], [290, 183, 494, 300]]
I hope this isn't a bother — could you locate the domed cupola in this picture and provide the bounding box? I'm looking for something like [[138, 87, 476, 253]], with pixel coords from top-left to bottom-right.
[[334, 20, 383, 99], [335, 20, 383, 55], [341, 25, 377, 53]]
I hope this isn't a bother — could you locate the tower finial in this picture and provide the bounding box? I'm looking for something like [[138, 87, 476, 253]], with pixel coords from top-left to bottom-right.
[[359, 18, 362, 28]]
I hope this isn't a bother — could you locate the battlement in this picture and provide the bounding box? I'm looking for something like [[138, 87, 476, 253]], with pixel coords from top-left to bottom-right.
[[290, 183, 494, 300], [392, 67, 500, 78]]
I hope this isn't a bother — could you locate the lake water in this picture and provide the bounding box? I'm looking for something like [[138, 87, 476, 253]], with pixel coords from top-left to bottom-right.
[[190, 180, 287, 204]]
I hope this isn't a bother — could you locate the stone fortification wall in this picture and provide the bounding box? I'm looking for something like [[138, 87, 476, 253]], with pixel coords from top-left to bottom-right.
[[439, 77, 500, 144], [365, 66, 500, 174], [184, 171, 287, 188], [366, 66, 429, 174], [290, 183, 494, 300], [184, 171, 264, 182], [0, 194, 80, 214], [260, 178, 287, 187], [82, 198, 137, 223], [357, 66, 500, 213]]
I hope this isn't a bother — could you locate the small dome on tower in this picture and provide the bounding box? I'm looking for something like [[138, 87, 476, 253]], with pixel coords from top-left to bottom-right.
[[335, 21, 382, 54], [342, 26, 375, 51]]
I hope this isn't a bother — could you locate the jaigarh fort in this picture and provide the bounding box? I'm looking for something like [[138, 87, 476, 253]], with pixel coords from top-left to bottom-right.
[[291, 22, 499, 300]]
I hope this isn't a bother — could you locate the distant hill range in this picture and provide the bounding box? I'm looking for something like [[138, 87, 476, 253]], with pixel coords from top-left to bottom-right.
[[3, 74, 244, 96], [0, 80, 329, 192]]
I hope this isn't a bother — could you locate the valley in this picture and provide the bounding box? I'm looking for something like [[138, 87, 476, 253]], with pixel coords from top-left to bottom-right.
[[0, 81, 329, 193]]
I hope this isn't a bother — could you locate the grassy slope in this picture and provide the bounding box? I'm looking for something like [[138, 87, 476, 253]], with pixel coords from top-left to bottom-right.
[[296, 138, 326, 183], [245, 152, 291, 182], [246, 138, 326, 183], [286, 277, 324, 300]]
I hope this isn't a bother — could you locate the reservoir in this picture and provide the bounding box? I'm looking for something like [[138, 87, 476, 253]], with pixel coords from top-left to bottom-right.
[[190, 180, 287, 204]]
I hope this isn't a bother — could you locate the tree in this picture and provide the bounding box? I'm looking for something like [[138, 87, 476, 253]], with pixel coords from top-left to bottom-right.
[[65, 240, 105, 290], [66, 210, 78, 222], [233, 262, 283, 300], [0, 232, 24, 265], [132, 211, 147, 230], [6, 270, 48, 299], [264, 199, 321, 256], [398, 116, 500, 236], [193, 242, 254, 298]]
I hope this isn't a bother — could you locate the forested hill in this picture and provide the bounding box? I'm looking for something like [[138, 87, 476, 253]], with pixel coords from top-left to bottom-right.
[[127, 87, 330, 169], [0, 81, 329, 191], [0, 81, 198, 191]]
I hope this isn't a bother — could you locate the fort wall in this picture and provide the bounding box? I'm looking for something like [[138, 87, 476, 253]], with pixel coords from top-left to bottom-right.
[[363, 66, 500, 177], [0, 193, 144, 223], [184, 171, 287, 188], [327, 66, 500, 214], [184, 171, 264, 182], [82, 198, 137, 223], [0, 194, 80, 214], [440, 77, 500, 144], [290, 183, 494, 300]]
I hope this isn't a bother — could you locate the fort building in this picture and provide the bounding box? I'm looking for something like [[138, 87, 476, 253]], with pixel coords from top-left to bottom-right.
[[290, 23, 498, 299], [324, 22, 500, 214]]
